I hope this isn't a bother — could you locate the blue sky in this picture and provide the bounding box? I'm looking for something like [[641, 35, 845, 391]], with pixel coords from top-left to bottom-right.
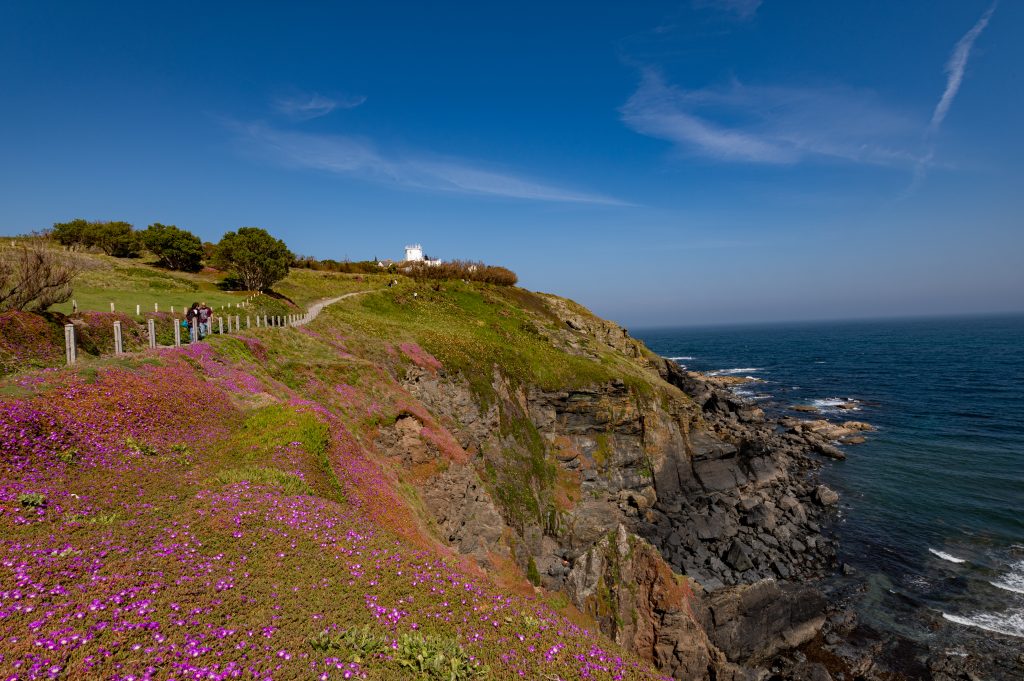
[[1, 0, 1020, 327]]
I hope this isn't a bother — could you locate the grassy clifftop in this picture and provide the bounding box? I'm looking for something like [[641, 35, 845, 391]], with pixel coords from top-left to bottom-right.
[[0, 256, 674, 680]]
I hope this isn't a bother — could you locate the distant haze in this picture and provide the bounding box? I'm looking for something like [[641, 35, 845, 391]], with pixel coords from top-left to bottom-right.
[[1, 1, 1020, 326]]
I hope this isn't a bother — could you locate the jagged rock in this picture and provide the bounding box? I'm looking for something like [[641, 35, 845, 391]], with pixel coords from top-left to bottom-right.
[[815, 485, 839, 506], [705, 579, 826, 665], [812, 441, 846, 459], [421, 464, 506, 563], [724, 540, 754, 572]]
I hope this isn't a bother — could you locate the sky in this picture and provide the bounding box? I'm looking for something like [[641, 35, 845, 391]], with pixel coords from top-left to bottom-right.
[[1, 0, 1021, 327]]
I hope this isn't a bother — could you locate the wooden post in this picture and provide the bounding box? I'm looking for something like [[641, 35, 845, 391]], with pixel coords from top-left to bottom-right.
[[154, 303, 159, 312], [171, 305, 175, 314], [191, 322, 198, 343], [173, 319, 181, 346], [264, 315, 268, 327], [246, 315, 251, 328], [235, 314, 240, 330], [218, 317, 223, 334], [64, 324, 76, 365], [226, 315, 232, 333], [147, 319, 156, 348], [110, 302, 115, 312], [256, 315, 260, 327], [113, 321, 123, 355], [136, 304, 140, 316]]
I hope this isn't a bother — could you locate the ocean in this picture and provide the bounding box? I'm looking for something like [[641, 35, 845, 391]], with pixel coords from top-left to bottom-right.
[[634, 315, 1024, 657]]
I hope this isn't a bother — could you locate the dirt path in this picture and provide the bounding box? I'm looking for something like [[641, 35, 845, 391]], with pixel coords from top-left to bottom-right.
[[290, 288, 377, 327]]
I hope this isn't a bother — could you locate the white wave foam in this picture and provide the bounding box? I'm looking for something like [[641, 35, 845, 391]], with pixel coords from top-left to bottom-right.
[[929, 548, 967, 564], [811, 397, 860, 410], [709, 367, 762, 376], [942, 611, 1024, 639], [990, 561, 1024, 595], [665, 356, 694, 361]]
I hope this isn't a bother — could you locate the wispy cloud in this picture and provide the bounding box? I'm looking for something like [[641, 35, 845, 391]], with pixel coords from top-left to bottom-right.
[[929, 3, 997, 134], [621, 69, 920, 166], [230, 122, 625, 205], [693, 0, 763, 20], [272, 91, 367, 121], [911, 3, 997, 190]]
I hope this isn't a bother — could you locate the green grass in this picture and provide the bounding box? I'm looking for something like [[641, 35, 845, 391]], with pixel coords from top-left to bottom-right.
[[215, 466, 312, 496], [322, 280, 638, 401]]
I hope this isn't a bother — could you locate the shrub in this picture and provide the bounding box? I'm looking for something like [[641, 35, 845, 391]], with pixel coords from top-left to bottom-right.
[[125, 435, 158, 456], [0, 240, 80, 312], [140, 223, 204, 272], [395, 631, 489, 680], [406, 260, 517, 286], [18, 492, 47, 508], [52, 219, 140, 257], [214, 227, 293, 291], [308, 625, 388, 662]]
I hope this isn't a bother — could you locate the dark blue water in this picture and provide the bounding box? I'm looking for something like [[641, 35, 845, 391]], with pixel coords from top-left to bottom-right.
[[635, 315, 1024, 646]]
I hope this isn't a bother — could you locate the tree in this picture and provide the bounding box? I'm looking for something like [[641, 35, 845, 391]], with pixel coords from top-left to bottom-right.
[[51, 219, 90, 248], [214, 227, 293, 291], [50, 219, 140, 257], [140, 223, 204, 271], [0, 240, 80, 312]]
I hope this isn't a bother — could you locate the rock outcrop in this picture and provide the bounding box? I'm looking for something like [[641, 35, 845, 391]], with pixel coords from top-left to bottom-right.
[[379, 297, 868, 679]]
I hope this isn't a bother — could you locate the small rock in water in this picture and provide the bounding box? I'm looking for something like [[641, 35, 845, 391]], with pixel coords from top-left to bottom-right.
[[815, 485, 839, 506]]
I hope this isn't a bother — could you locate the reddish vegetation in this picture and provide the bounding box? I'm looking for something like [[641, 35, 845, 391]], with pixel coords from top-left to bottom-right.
[[0, 311, 64, 372], [0, 330, 666, 680]]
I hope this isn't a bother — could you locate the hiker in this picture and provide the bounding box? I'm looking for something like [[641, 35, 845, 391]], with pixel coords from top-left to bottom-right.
[[185, 303, 200, 341], [199, 302, 212, 338]]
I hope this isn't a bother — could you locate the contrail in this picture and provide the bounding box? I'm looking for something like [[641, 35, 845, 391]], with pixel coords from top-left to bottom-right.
[[929, 2, 997, 134]]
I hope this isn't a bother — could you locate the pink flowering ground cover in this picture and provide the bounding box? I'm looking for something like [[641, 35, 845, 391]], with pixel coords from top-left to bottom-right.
[[0, 333, 666, 680]]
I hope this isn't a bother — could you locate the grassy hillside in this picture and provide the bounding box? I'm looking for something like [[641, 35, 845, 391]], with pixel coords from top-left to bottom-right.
[[0, 254, 668, 680]]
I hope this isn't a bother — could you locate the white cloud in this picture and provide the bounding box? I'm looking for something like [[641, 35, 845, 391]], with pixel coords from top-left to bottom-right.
[[231, 122, 625, 205], [272, 92, 366, 121], [693, 0, 763, 20], [930, 3, 997, 134], [621, 69, 921, 167]]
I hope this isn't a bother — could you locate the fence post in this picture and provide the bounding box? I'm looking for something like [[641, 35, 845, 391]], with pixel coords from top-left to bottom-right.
[[110, 302, 115, 312], [264, 315, 268, 327], [218, 317, 223, 335], [64, 324, 76, 365], [154, 303, 159, 312], [113, 321, 123, 355], [147, 319, 156, 348], [191, 322, 198, 343], [246, 315, 251, 328], [136, 304, 141, 316], [256, 315, 260, 327], [173, 319, 181, 347]]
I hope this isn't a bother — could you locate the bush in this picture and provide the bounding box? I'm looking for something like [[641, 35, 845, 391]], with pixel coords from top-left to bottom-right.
[[214, 227, 293, 291], [0, 240, 80, 312], [51, 219, 140, 257], [140, 223, 204, 272], [406, 260, 517, 286]]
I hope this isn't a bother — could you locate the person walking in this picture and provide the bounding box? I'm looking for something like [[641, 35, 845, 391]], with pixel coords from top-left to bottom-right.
[[199, 302, 212, 338], [185, 302, 200, 342]]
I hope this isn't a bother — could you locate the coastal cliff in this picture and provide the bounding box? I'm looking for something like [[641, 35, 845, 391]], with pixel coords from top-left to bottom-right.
[[0, 273, 875, 680], [354, 284, 863, 679]]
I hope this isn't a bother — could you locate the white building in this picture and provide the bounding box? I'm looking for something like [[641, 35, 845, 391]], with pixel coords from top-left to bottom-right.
[[404, 244, 424, 262], [404, 244, 442, 266]]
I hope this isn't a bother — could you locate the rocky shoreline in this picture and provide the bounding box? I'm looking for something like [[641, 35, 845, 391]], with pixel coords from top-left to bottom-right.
[[382, 298, 1020, 680]]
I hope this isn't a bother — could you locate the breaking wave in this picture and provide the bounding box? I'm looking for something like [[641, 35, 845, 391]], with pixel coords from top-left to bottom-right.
[[928, 548, 967, 564]]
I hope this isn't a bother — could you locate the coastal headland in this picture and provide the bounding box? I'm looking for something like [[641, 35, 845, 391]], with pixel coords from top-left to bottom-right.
[[1, 250, 1010, 680]]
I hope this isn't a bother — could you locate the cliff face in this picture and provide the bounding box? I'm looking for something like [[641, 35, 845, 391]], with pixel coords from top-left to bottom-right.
[[368, 287, 845, 679]]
